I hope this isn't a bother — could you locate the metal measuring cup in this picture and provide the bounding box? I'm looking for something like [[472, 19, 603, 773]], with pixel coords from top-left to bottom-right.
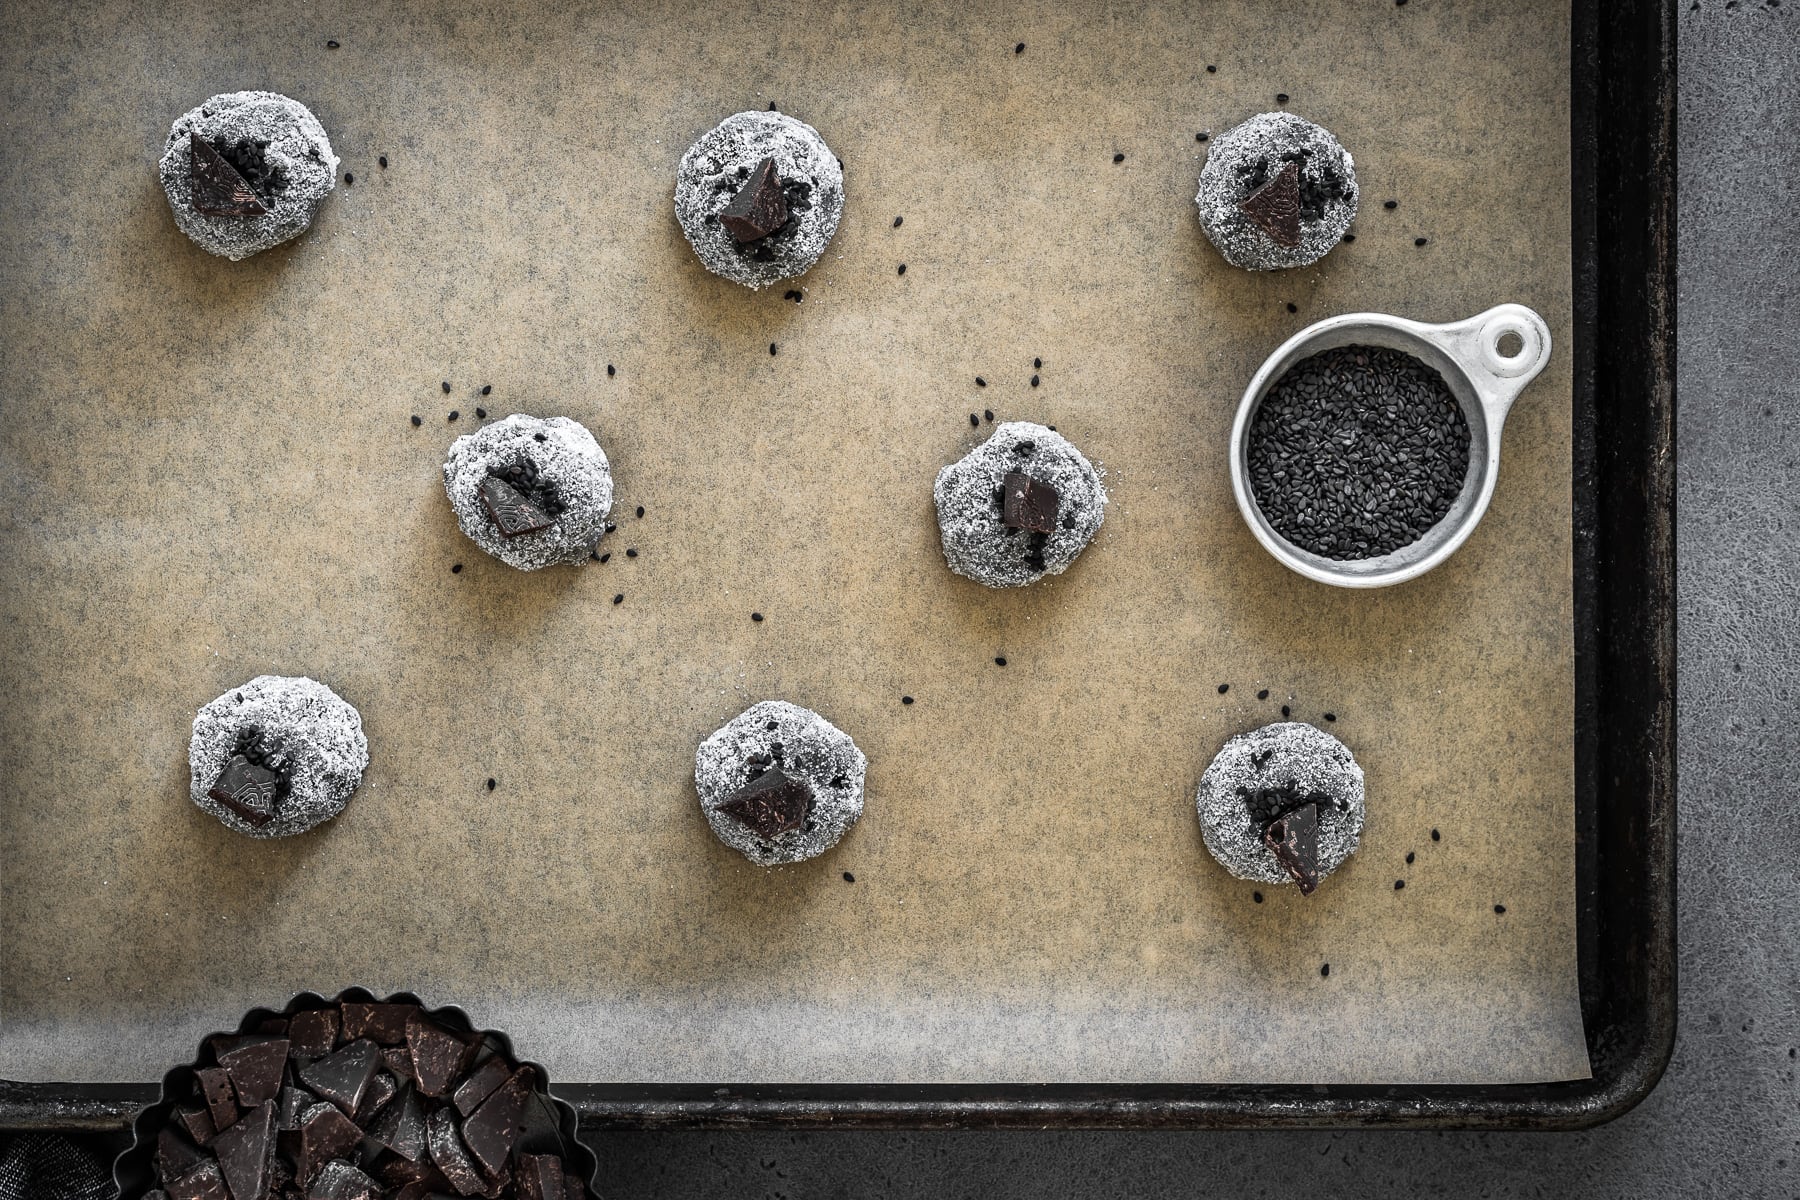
[[1228, 303, 1553, 588]]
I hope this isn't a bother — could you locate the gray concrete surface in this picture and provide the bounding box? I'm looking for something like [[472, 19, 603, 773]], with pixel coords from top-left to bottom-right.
[[587, 8, 1800, 1196]]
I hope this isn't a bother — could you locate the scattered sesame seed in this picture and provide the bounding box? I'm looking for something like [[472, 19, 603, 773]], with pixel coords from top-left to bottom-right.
[[893, 215, 904, 227], [1342, 233, 1356, 243], [785, 289, 803, 302], [1494, 904, 1506, 914], [1015, 41, 1025, 53], [441, 381, 451, 394], [1196, 132, 1210, 142], [606, 364, 616, 376], [1257, 689, 1269, 699], [598, 553, 610, 563], [970, 413, 980, 427], [606, 523, 617, 533], [1415, 237, 1430, 247], [1217, 683, 1229, 694], [1431, 828, 1441, 841], [1324, 712, 1336, 722], [751, 612, 763, 622], [1394, 879, 1405, 890], [994, 656, 1007, 666], [1406, 852, 1415, 864], [983, 409, 994, 422], [451, 563, 463, 574], [410, 415, 422, 427], [486, 778, 496, 790], [1281, 705, 1290, 717], [475, 407, 486, 418], [1030, 375, 1040, 387], [480, 384, 491, 395], [975, 376, 987, 387], [768, 101, 778, 111], [769, 343, 778, 356], [1275, 93, 1289, 103], [1206, 64, 1217, 73], [636, 505, 645, 518], [897, 263, 907, 275], [1384, 200, 1398, 209], [448, 410, 459, 421], [1112, 152, 1125, 163], [901, 696, 914, 705], [625, 548, 638, 558], [1033, 357, 1042, 369], [378, 155, 388, 168], [843, 872, 856, 882], [1320, 963, 1330, 977], [1286, 302, 1298, 313], [1252, 891, 1263, 903], [326, 39, 340, 48], [613, 594, 624, 605], [344, 172, 354, 184]]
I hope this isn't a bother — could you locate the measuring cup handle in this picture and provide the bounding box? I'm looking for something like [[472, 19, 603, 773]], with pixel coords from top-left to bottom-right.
[[1432, 304, 1553, 432]]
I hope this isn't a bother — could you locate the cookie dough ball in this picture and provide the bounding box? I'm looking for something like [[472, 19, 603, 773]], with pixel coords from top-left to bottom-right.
[[189, 675, 368, 838], [695, 700, 867, 866], [674, 111, 845, 289], [1194, 112, 1358, 271], [1196, 721, 1365, 892], [934, 421, 1107, 588], [158, 91, 338, 260], [442, 414, 614, 571]]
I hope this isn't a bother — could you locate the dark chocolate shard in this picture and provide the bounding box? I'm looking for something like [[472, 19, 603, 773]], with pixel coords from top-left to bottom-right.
[[1237, 159, 1303, 248], [426, 1108, 487, 1195], [189, 132, 269, 217], [367, 1084, 429, 1162], [478, 475, 554, 538], [276, 1085, 311, 1131], [306, 1160, 380, 1200], [357, 1070, 397, 1121], [279, 1103, 362, 1186], [208, 756, 280, 827], [288, 1009, 339, 1059], [1001, 471, 1059, 534], [407, 1014, 470, 1098], [383, 1043, 418, 1084], [220, 1038, 290, 1107], [1263, 801, 1321, 895], [196, 1066, 240, 1132], [167, 1161, 229, 1200], [451, 1057, 511, 1117], [157, 1127, 207, 1181], [717, 768, 814, 840], [515, 1154, 564, 1200], [719, 156, 789, 243], [340, 1002, 418, 1045], [177, 1105, 218, 1146], [212, 1099, 276, 1200], [297, 1039, 380, 1116], [460, 1067, 532, 1176], [563, 1173, 587, 1200]]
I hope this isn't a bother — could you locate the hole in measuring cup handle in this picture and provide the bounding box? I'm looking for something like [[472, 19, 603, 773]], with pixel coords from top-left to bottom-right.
[[1478, 310, 1546, 379]]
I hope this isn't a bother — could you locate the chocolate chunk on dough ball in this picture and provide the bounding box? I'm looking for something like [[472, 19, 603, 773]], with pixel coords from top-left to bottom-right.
[[158, 91, 338, 260], [1195, 112, 1358, 271], [695, 700, 866, 866], [442, 414, 614, 571], [934, 421, 1106, 588], [1196, 721, 1365, 893], [189, 675, 368, 838], [674, 111, 845, 289]]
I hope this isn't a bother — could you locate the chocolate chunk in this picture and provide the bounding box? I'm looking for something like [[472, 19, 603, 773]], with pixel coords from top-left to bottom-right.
[[407, 1014, 470, 1098], [460, 1067, 531, 1176], [1001, 471, 1059, 534], [478, 476, 555, 538], [307, 1160, 380, 1200], [367, 1084, 429, 1162], [279, 1103, 362, 1186], [288, 1010, 339, 1059], [1238, 159, 1303, 248], [563, 1175, 587, 1200], [208, 755, 280, 827], [167, 1161, 229, 1200], [717, 768, 814, 840], [189, 132, 269, 217], [196, 1066, 240, 1132], [451, 1057, 511, 1117], [384, 1043, 418, 1084], [298, 1040, 380, 1116], [212, 1099, 276, 1200], [719, 156, 789, 243], [357, 1070, 397, 1121], [157, 1127, 207, 1181], [341, 1003, 417, 1045], [177, 1105, 218, 1146], [1263, 801, 1321, 895], [426, 1108, 487, 1195], [515, 1155, 563, 1200], [220, 1038, 289, 1107]]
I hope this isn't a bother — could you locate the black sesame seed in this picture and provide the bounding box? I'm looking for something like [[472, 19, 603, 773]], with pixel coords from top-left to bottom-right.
[[1196, 132, 1210, 142], [1281, 705, 1290, 717], [613, 594, 624, 605], [480, 384, 491, 395], [1406, 851, 1415, 864], [378, 155, 388, 168], [1030, 375, 1040, 387], [1275, 93, 1289, 103], [1415, 236, 1429, 246], [451, 563, 463, 574], [326, 39, 340, 48], [448, 410, 459, 421], [1494, 904, 1506, 914], [1342, 233, 1356, 243], [625, 548, 638, 558], [785, 289, 803, 302], [606, 522, 616, 532], [1218, 683, 1229, 694], [970, 413, 980, 427], [1394, 879, 1405, 890], [1033, 357, 1042, 369], [1257, 689, 1269, 699], [598, 553, 610, 563], [1397, 0, 1408, 6], [901, 695, 914, 705], [769, 343, 778, 356], [1384, 199, 1398, 209], [344, 172, 353, 184], [1286, 302, 1298, 313], [475, 407, 487, 418], [995, 656, 1007, 666], [1252, 891, 1263, 903], [983, 410, 994, 422], [893, 215, 903, 227], [1112, 152, 1125, 163], [410, 415, 422, 427], [1320, 963, 1330, 977], [1206, 64, 1217, 72], [636, 505, 645, 518], [486, 778, 496, 790], [843, 872, 856, 883], [897, 263, 907, 275], [606, 364, 616, 376], [768, 101, 777, 110], [975, 376, 987, 387], [441, 381, 451, 393], [1015, 41, 1025, 53], [1324, 712, 1336, 721], [1431, 828, 1441, 841], [751, 612, 763, 622]]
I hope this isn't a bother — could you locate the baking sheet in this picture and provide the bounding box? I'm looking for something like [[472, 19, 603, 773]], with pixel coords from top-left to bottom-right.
[[0, 0, 1586, 1085]]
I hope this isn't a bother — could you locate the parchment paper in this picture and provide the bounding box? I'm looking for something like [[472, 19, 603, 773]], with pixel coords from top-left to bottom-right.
[[0, 0, 1586, 1085]]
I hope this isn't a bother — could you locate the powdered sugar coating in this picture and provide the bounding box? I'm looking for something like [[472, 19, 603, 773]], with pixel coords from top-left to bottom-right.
[[189, 675, 368, 839], [157, 91, 338, 260], [1196, 721, 1365, 888], [674, 111, 845, 289], [442, 414, 613, 571], [694, 701, 866, 867], [1195, 112, 1358, 271], [933, 421, 1107, 588]]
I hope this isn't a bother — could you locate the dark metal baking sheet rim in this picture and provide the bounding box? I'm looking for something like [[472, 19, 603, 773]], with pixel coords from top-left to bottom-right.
[[0, 0, 1675, 1133]]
